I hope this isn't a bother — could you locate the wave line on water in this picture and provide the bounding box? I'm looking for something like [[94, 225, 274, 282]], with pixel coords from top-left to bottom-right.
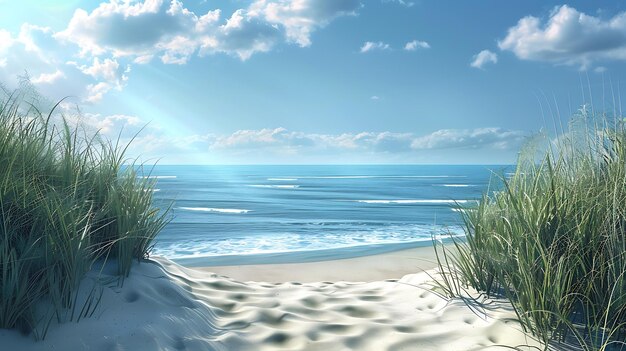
[[354, 199, 469, 204], [141, 175, 177, 179], [248, 184, 300, 189], [178, 207, 251, 214], [439, 184, 475, 187], [290, 175, 468, 179]]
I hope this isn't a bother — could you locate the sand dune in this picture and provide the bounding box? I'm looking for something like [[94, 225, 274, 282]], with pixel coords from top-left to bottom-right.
[[0, 254, 542, 351], [163, 259, 541, 350]]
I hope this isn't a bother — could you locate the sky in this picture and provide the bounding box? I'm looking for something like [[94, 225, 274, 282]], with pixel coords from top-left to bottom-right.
[[1, 0, 626, 164]]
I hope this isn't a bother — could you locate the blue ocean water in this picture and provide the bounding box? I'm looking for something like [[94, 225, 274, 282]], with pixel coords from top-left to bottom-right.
[[148, 165, 508, 266]]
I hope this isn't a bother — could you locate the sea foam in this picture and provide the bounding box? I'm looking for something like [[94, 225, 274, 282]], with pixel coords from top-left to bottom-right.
[[153, 224, 465, 259]]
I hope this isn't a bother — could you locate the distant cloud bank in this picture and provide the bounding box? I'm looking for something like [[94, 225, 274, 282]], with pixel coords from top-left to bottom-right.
[[208, 127, 525, 152], [65, 109, 526, 163]]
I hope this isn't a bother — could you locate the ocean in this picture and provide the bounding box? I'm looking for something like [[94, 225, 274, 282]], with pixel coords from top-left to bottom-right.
[[148, 165, 509, 266]]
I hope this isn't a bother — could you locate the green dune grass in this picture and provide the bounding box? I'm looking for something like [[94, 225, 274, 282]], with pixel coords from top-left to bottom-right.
[[437, 106, 626, 350], [0, 87, 169, 336]]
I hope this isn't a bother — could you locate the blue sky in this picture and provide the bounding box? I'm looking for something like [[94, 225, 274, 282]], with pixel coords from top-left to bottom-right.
[[1, 0, 625, 164]]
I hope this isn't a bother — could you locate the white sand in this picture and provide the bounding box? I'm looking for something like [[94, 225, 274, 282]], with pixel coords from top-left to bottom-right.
[[198, 246, 444, 282], [0, 249, 543, 351]]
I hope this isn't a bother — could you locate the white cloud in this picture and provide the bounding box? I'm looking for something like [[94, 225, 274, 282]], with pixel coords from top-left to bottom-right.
[[0, 25, 58, 75], [211, 127, 314, 152], [214, 127, 286, 149], [55, 0, 199, 57], [96, 114, 142, 134], [85, 82, 113, 103], [59, 111, 203, 160], [201, 9, 282, 60], [470, 49, 497, 69], [73, 113, 143, 134], [248, 0, 360, 47], [498, 5, 626, 68], [196, 9, 221, 32], [370, 95, 380, 100], [67, 57, 129, 102], [16, 24, 55, 55], [0, 29, 13, 51], [382, 0, 414, 7], [56, 0, 360, 62], [404, 40, 429, 51], [158, 35, 197, 64], [594, 66, 607, 73], [133, 54, 154, 64], [0, 23, 127, 103], [31, 69, 65, 84], [75, 57, 128, 86], [0, 25, 77, 91], [410, 128, 524, 150], [360, 41, 390, 53], [207, 129, 418, 154]]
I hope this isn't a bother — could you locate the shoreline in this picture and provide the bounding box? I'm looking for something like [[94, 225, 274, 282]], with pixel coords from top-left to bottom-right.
[[194, 245, 447, 282], [167, 238, 463, 267]]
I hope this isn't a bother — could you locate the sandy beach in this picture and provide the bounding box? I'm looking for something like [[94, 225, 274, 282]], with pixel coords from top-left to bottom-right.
[[198, 245, 444, 282], [0, 246, 542, 351]]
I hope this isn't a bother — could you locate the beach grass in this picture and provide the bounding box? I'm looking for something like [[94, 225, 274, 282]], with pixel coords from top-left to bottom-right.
[[436, 105, 626, 350], [0, 87, 168, 336]]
